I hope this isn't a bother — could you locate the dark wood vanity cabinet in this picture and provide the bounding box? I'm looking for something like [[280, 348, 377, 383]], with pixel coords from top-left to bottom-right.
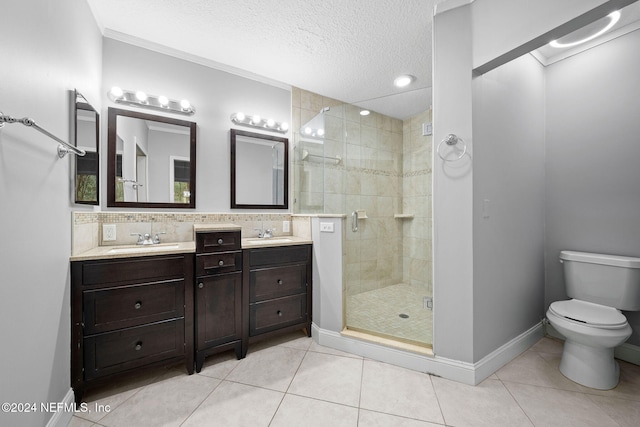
[[195, 230, 243, 372], [242, 244, 312, 357], [71, 253, 194, 403]]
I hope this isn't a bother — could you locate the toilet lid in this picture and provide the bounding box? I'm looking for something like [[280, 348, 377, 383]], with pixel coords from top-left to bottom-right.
[[549, 299, 628, 328]]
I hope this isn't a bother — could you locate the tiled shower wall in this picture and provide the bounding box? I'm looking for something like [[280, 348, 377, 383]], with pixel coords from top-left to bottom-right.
[[292, 88, 432, 295]]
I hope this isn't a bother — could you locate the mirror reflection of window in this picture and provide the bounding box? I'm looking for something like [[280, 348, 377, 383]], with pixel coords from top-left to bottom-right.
[[171, 158, 191, 203], [75, 152, 98, 202]]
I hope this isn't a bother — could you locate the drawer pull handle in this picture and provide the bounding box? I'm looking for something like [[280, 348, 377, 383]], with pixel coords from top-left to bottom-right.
[[198, 282, 204, 289], [277, 279, 283, 285], [135, 342, 143, 351], [218, 260, 224, 266], [218, 238, 223, 244], [134, 301, 142, 310], [277, 310, 283, 317]]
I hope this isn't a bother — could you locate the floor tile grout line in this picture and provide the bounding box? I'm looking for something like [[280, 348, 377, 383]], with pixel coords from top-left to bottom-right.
[[356, 356, 366, 424], [267, 345, 310, 426], [177, 376, 226, 427], [499, 377, 537, 427], [428, 373, 449, 426]]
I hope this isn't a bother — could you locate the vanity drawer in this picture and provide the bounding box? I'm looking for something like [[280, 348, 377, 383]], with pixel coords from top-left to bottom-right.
[[196, 251, 242, 276], [250, 264, 307, 303], [83, 319, 184, 380], [83, 279, 185, 334], [80, 255, 185, 286], [197, 231, 241, 253], [249, 294, 307, 336], [248, 245, 310, 268]]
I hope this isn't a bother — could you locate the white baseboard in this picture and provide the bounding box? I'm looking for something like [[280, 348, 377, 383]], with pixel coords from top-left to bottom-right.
[[312, 322, 543, 386], [472, 323, 544, 384], [45, 388, 75, 427]]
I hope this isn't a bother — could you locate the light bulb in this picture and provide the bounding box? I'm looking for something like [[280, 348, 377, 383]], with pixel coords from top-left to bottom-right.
[[304, 127, 312, 135], [317, 129, 325, 136], [110, 86, 124, 98], [180, 99, 191, 110], [267, 118, 275, 127], [158, 95, 169, 106], [280, 122, 289, 131], [236, 112, 245, 121], [252, 115, 261, 125], [135, 91, 148, 102], [360, 110, 370, 116]]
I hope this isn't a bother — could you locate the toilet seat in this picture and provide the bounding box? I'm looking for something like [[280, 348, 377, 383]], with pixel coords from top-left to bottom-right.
[[549, 299, 628, 329]]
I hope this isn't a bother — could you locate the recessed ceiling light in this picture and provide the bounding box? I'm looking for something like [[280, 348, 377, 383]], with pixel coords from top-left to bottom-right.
[[394, 74, 415, 88], [550, 11, 621, 48], [360, 110, 370, 116]]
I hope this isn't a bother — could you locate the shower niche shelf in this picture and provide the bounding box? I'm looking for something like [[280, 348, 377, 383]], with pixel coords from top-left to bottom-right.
[[394, 213, 414, 219]]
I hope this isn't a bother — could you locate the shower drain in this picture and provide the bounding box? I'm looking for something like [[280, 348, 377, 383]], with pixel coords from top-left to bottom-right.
[[399, 313, 410, 319]]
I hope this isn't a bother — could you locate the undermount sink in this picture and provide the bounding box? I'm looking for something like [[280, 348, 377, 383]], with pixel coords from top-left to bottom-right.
[[107, 243, 181, 254], [246, 238, 294, 245]]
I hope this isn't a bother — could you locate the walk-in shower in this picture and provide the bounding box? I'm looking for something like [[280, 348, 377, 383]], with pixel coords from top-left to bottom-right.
[[294, 99, 433, 348]]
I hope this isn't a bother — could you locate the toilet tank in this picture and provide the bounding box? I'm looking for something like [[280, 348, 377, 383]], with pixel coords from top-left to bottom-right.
[[560, 251, 640, 311]]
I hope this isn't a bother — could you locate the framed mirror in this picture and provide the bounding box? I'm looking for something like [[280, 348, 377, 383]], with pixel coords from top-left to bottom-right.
[[74, 90, 99, 204], [107, 107, 196, 208], [230, 129, 288, 209]]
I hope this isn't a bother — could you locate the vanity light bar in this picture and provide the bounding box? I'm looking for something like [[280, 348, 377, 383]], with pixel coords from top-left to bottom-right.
[[230, 112, 289, 134], [108, 86, 195, 116]]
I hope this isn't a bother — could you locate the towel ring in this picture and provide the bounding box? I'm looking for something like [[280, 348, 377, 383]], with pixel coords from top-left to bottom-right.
[[437, 134, 467, 162]]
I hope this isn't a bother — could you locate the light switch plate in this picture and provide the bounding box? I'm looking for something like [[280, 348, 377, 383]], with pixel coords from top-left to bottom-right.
[[282, 220, 290, 233], [103, 224, 117, 241], [320, 222, 334, 233]]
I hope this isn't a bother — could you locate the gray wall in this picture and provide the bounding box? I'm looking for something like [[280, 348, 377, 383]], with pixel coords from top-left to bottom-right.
[[0, 0, 102, 426], [472, 53, 546, 360], [545, 28, 640, 345], [101, 38, 291, 212]]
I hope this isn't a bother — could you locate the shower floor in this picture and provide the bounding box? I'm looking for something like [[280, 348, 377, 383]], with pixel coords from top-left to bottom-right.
[[345, 283, 432, 346]]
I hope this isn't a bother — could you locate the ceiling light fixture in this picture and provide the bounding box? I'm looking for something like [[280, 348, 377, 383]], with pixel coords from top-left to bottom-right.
[[230, 112, 289, 134], [108, 86, 195, 115], [393, 74, 415, 88], [360, 110, 370, 116], [550, 11, 621, 48]]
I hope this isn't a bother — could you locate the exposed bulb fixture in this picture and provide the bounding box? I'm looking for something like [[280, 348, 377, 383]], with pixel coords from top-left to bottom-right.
[[360, 110, 370, 116], [135, 91, 148, 103], [304, 127, 312, 135], [107, 86, 195, 115], [230, 112, 289, 133], [394, 74, 415, 88], [317, 129, 325, 136], [550, 11, 621, 48]]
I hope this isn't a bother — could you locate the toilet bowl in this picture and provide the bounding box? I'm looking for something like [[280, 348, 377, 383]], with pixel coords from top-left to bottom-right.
[[547, 250, 640, 390], [546, 299, 631, 389]]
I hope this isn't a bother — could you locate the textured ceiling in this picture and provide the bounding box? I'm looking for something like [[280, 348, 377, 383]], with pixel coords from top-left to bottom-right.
[[86, 0, 446, 119]]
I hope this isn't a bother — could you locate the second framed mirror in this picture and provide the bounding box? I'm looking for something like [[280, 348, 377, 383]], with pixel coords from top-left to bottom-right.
[[230, 129, 288, 209]]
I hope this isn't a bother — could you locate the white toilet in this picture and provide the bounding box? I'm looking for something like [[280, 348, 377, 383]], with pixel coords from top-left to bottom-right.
[[546, 250, 640, 390]]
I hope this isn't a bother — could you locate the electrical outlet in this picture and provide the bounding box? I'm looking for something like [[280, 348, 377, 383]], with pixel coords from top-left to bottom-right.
[[103, 224, 117, 241], [282, 220, 290, 233], [320, 222, 334, 233]]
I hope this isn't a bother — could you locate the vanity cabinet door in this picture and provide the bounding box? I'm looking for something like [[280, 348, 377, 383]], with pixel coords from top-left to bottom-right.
[[194, 230, 244, 372], [196, 273, 242, 348]]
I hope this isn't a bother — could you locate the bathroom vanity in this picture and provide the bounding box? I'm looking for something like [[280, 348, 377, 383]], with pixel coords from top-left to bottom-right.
[[70, 249, 195, 403], [70, 223, 312, 400]]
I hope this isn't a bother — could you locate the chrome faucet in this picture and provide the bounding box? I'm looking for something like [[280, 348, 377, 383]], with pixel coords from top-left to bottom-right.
[[254, 228, 275, 239], [131, 232, 166, 245]]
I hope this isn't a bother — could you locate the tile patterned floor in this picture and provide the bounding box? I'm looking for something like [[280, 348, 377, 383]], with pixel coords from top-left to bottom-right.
[[70, 334, 640, 427], [346, 283, 433, 345]]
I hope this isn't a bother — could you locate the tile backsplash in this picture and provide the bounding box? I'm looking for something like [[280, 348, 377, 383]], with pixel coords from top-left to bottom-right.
[[72, 212, 310, 255]]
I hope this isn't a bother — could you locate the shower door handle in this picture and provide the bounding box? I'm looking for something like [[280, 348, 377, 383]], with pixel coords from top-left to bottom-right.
[[351, 211, 358, 232]]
